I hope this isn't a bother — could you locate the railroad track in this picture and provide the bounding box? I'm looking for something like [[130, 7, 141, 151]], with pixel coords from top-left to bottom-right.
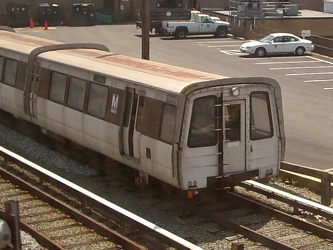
[[0, 174, 132, 249], [0, 146, 201, 250], [186, 182, 333, 249], [1, 115, 333, 249], [0, 157, 145, 249]]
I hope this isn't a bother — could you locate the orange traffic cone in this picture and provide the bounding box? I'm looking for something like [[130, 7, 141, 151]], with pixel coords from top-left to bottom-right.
[[29, 19, 34, 28], [44, 20, 48, 30]]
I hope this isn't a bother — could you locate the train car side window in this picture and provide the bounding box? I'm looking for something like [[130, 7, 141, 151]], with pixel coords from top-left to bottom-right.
[[0, 57, 4, 80], [87, 83, 108, 119], [122, 91, 132, 127], [188, 96, 216, 148], [38, 68, 51, 99], [67, 77, 87, 111], [15, 61, 27, 91], [136, 96, 163, 140], [4, 58, 17, 86], [250, 92, 273, 140], [160, 104, 176, 144], [49, 72, 67, 104]]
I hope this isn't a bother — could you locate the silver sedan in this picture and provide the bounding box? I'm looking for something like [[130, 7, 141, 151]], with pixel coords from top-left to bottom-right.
[[240, 33, 314, 57]]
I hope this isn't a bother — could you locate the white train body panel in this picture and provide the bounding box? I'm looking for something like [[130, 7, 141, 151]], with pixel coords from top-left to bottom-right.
[[0, 30, 285, 191], [179, 84, 281, 189]]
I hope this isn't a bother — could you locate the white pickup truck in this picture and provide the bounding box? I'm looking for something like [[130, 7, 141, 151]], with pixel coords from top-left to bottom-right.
[[162, 11, 230, 39]]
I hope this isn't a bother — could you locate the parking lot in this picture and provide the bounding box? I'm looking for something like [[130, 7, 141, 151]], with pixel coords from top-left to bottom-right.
[[16, 25, 333, 170]]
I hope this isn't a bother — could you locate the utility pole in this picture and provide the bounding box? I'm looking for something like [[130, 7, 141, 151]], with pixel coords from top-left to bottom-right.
[[141, 0, 150, 60]]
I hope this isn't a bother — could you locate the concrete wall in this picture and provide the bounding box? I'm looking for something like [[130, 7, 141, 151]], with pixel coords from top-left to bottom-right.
[[292, 0, 324, 11], [0, 0, 326, 25], [226, 16, 333, 39]]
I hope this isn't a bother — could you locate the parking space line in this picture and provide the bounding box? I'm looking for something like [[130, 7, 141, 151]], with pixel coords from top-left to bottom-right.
[[286, 72, 333, 76], [208, 44, 240, 48], [304, 79, 333, 83], [241, 56, 306, 60], [220, 50, 244, 55], [197, 41, 244, 44], [256, 61, 321, 65], [308, 56, 333, 65], [270, 66, 333, 70]]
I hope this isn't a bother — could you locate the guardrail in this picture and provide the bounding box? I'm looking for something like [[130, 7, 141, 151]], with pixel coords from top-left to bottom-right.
[[280, 161, 333, 206], [309, 35, 333, 58]]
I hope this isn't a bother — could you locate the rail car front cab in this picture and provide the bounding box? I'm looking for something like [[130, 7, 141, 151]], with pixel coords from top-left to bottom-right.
[[179, 78, 285, 193]]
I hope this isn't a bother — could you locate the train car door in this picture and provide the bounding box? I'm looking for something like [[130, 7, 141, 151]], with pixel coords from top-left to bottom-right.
[[248, 91, 279, 176], [222, 100, 246, 174], [121, 87, 140, 159]]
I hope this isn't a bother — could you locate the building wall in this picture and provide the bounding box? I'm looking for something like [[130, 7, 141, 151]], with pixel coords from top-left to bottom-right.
[[226, 15, 333, 39], [291, 0, 323, 11], [0, 0, 143, 25], [0, 0, 326, 26], [0, 0, 107, 26]]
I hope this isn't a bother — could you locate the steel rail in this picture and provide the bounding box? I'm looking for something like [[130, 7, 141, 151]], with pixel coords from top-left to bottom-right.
[[239, 180, 333, 220], [0, 162, 143, 250], [0, 145, 203, 250], [225, 190, 333, 240]]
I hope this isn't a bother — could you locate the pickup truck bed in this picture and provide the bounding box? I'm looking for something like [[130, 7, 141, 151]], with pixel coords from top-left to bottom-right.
[[136, 8, 191, 35]]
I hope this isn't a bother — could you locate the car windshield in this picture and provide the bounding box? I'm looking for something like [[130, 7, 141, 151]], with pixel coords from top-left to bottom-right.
[[259, 35, 274, 43]]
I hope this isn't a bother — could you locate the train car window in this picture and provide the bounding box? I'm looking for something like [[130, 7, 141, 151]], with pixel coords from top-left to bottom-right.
[[136, 96, 163, 140], [49, 72, 67, 104], [67, 77, 87, 111], [87, 83, 108, 119], [4, 58, 17, 86], [123, 91, 132, 127], [225, 104, 241, 141], [0, 57, 4, 80], [160, 104, 176, 144], [38, 68, 51, 99], [15, 61, 27, 91], [188, 96, 216, 148], [250, 92, 273, 140]]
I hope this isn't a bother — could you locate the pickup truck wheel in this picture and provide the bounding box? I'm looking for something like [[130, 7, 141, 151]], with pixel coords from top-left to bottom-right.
[[175, 29, 187, 39], [215, 27, 227, 38]]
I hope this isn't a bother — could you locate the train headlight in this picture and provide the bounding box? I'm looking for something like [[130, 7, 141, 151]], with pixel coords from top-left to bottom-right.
[[230, 87, 240, 96]]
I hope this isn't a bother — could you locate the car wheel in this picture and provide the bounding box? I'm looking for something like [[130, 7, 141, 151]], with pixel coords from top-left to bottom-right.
[[175, 29, 187, 39], [255, 47, 266, 57], [295, 47, 305, 56], [215, 27, 227, 38]]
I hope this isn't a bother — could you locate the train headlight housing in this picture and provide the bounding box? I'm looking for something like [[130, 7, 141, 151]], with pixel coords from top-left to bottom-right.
[[230, 87, 240, 96]]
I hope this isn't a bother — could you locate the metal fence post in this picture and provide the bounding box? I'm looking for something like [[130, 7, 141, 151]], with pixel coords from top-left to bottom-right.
[[5, 200, 21, 250]]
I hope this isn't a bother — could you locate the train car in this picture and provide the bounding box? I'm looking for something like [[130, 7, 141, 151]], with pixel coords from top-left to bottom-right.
[[0, 29, 285, 196]]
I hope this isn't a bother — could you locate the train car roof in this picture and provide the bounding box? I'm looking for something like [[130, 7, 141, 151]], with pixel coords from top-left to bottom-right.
[[0, 30, 280, 95]]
